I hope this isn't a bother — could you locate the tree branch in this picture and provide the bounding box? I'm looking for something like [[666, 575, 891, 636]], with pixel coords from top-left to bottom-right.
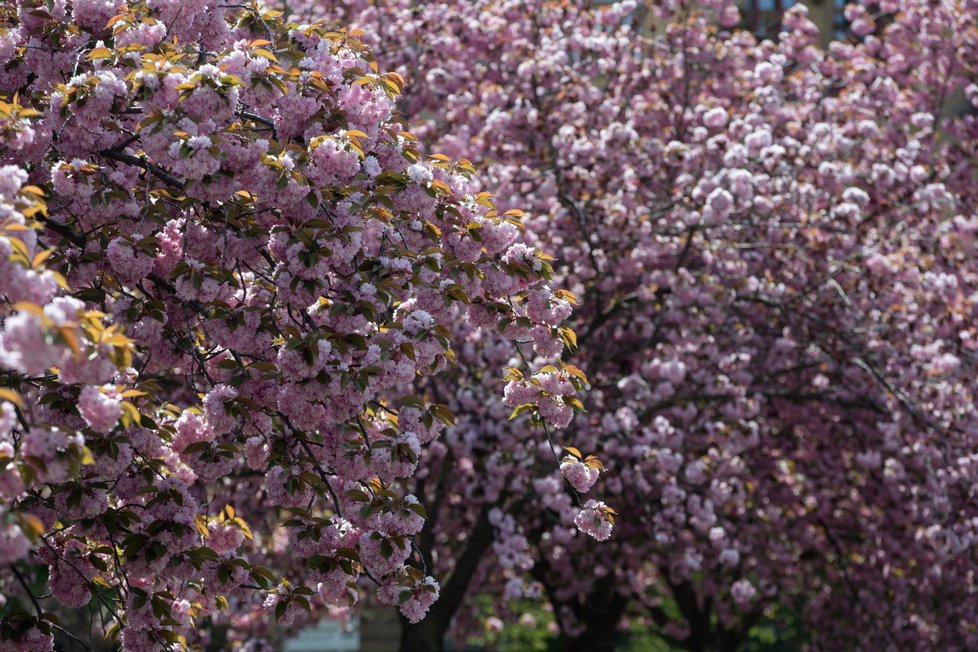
[[98, 149, 183, 190]]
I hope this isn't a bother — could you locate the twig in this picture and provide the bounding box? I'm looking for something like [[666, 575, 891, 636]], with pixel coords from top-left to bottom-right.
[[99, 149, 183, 189], [9, 563, 43, 616]]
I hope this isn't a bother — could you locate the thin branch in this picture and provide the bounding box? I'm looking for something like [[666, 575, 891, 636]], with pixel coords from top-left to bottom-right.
[[9, 563, 43, 616], [237, 110, 276, 130], [98, 149, 183, 189]]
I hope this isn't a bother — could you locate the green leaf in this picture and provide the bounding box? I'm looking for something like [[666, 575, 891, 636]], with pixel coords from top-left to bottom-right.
[[508, 404, 535, 420]]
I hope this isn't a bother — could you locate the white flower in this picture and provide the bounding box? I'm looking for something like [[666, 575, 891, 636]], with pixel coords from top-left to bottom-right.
[[198, 64, 221, 79], [407, 163, 433, 185], [187, 135, 213, 150], [135, 71, 160, 90], [403, 310, 435, 333], [362, 156, 381, 178]]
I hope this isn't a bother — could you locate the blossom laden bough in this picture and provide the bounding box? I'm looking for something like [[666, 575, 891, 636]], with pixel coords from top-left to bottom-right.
[[0, 2, 588, 650]]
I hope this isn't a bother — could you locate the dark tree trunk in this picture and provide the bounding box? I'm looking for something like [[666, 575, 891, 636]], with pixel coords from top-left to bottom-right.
[[561, 588, 628, 652], [534, 566, 629, 652], [399, 617, 446, 652], [668, 577, 755, 652]]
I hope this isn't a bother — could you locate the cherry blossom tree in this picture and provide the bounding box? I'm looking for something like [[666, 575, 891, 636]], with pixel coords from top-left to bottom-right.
[[278, 0, 978, 649], [0, 2, 590, 650]]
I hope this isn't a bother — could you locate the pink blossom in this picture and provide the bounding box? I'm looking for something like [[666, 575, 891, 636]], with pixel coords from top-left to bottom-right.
[[560, 459, 600, 493], [208, 522, 245, 555], [703, 107, 729, 129], [731, 579, 756, 607], [574, 500, 614, 541], [0, 522, 31, 563], [77, 385, 122, 434]]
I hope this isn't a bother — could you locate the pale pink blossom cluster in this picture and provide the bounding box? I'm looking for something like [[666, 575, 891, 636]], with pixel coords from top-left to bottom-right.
[[574, 501, 614, 542], [559, 459, 600, 494], [503, 372, 578, 429], [207, 522, 245, 555], [0, 512, 32, 564], [378, 574, 440, 624], [77, 385, 122, 434]]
